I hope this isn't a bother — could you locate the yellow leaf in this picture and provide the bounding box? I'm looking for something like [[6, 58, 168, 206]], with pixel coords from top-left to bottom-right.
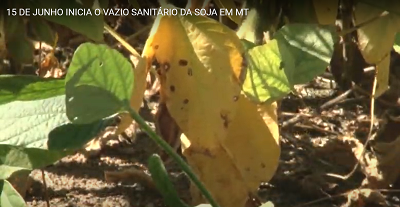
[[181, 95, 280, 207], [116, 55, 149, 134], [374, 54, 390, 98], [355, 2, 400, 64], [225, 98, 280, 192], [130, 56, 149, 111], [312, 0, 338, 25], [142, 13, 245, 147], [141, 11, 281, 207]]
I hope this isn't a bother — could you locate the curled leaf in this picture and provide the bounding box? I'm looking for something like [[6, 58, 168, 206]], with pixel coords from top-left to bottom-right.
[[148, 154, 189, 207]]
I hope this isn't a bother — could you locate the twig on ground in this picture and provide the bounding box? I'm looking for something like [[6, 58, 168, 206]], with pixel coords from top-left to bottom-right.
[[294, 123, 340, 135], [320, 88, 353, 109], [281, 114, 304, 128], [280, 132, 313, 149], [280, 112, 312, 117], [333, 97, 365, 105]]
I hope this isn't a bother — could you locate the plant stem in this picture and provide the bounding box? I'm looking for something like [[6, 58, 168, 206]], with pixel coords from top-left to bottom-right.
[[104, 24, 141, 58], [126, 106, 220, 207], [41, 169, 50, 207], [112, 25, 152, 48]]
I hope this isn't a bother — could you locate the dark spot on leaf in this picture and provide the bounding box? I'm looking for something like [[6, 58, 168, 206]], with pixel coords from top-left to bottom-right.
[[233, 96, 239, 102], [181, 107, 184, 110], [183, 99, 189, 104], [99, 61, 103, 67], [179, 59, 188, 66], [170, 85, 175, 92], [220, 112, 230, 128], [154, 45, 159, 49], [187, 68, 193, 76], [261, 163, 266, 168], [279, 61, 284, 70], [164, 63, 170, 71], [204, 149, 213, 157], [245, 167, 250, 172]]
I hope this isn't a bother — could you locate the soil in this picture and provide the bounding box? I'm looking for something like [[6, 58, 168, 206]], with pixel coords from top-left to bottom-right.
[[23, 91, 400, 207], [4, 1, 400, 207]]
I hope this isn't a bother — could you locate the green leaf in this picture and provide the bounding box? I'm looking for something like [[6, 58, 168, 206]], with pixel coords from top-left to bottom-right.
[[0, 95, 70, 179], [274, 23, 338, 85], [7, 38, 35, 64], [65, 43, 134, 124], [0, 145, 69, 180], [148, 154, 189, 207], [240, 39, 257, 50], [0, 75, 65, 105], [5, 16, 34, 64], [30, 1, 104, 42], [4, 16, 23, 39], [0, 95, 68, 148], [0, 180, 27, 207], [242, 39, 295, 103], [28, 17, 56, 45], [47, 117, 117, 151]]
